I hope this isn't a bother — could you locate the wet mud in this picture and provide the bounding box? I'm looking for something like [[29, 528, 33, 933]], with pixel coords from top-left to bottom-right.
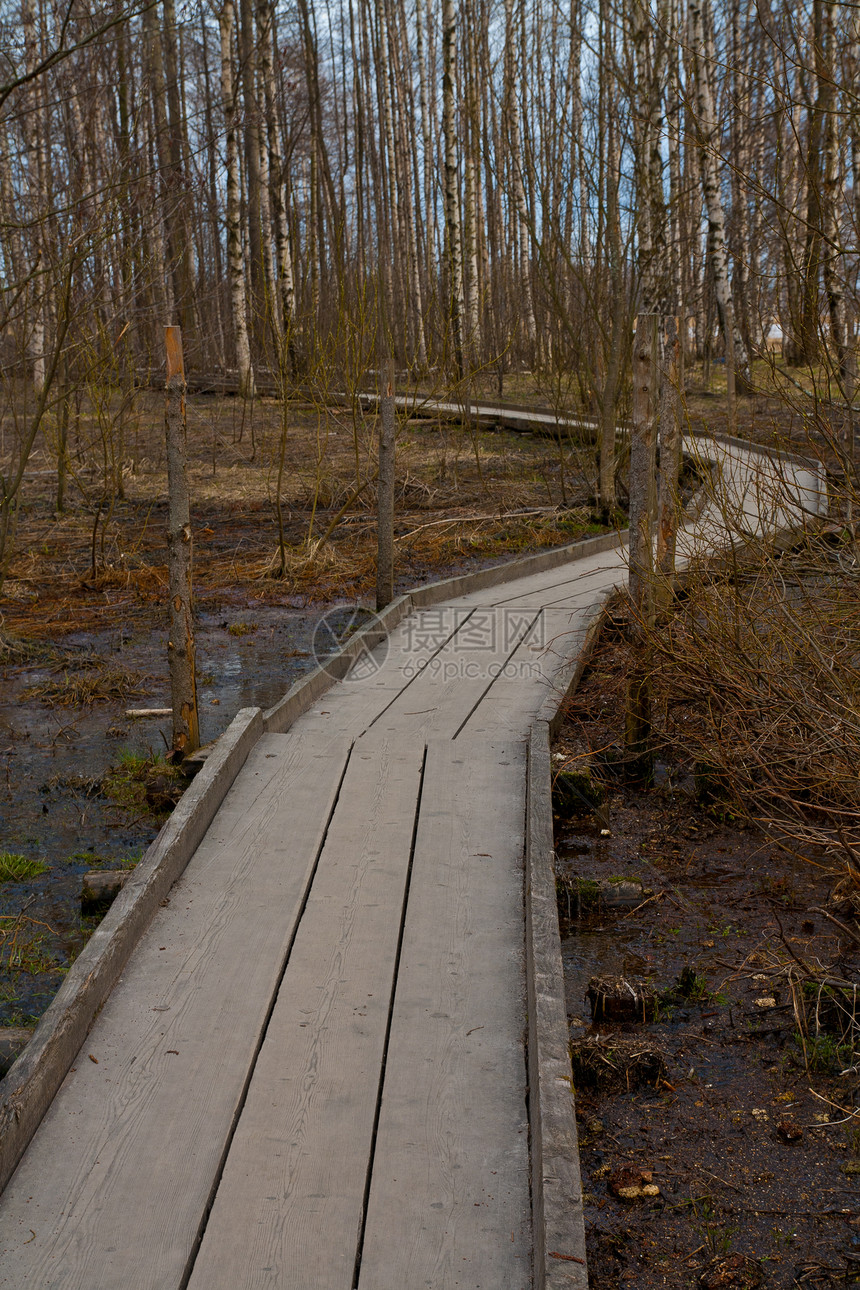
[[554, 677, 860, 1287]]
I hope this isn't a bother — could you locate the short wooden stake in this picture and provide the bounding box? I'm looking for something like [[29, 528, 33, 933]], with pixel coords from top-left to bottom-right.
[[165, 326, 200, 758], [625, 313, 658, 777], [376, 359, 395, 611]]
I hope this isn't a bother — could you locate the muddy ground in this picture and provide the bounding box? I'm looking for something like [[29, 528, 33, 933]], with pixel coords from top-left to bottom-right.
[[553, 629, 860, 1289], [0, 390, 610, 1034]]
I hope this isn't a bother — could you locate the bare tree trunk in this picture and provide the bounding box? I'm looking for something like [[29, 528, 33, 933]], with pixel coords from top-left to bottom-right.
[[376, 358, 395, 609], [820, 0, 847, 381], [257, 0, 295, 354], [219, 0, 255, 398], [657, 315, 682, 595], [462, 15, 482, 362], [689, 0, 751, 389], [164, 327, 199, 759], [161, 0, 197, 345], [625, 313, 658, 776], [238, 0, 264, 318], [442, 0, 465, 377], [599, 99, 625, 517], [21, 0, 46, 393], [799, 0, 828, 366], [503, 0, 537, 358]]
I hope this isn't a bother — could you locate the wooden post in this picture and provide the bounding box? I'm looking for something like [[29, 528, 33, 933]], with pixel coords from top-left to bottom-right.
[[656, 315, 681, 602], [625, 313, 658, 777], [376, 358, 396, 610], [165, 326, 199, 758]]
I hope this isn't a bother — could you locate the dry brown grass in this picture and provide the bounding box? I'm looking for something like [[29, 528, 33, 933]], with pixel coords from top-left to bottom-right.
[[645, 534, 860, 871], [22, 663, 149, 707], [1, 388, 604, 638]]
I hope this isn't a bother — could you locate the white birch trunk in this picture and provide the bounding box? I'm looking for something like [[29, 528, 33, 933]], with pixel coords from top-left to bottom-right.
[[689, 0, 751, 387], [219, 0, 255, 398], [256, 0, 295, 345], [442, 0, 464, 376], [503, 0, 537, 356]]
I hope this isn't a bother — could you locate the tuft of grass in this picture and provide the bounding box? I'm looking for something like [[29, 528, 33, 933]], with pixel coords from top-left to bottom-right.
[[0, 853, 48, 883], [794, 1032, 855, 1075], [22, 664, 148, 707], [103, 751, 183, 817], [226, 621, 258, 637]]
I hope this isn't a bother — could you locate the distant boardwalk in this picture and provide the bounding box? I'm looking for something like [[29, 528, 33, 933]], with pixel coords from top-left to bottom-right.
[[0, 435, 824, 1288]]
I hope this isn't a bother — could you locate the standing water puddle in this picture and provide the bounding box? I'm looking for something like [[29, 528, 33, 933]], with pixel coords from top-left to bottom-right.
[[0, 601, 373, 1032]]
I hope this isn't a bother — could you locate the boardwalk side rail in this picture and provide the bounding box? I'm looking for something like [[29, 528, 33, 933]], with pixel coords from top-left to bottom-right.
[[526, 600, 608, 1289]]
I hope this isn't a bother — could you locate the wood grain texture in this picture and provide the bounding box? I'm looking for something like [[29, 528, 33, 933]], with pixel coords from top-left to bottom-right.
[[0, 732, 350, 1290], [263, 595, 411, 734], [447, 545, 627, 609], [186, 735, 425, 1290], [365, 607, 541, 740], [408, 529, 626, 607], [291, 606, 475, 740], [456, 608, 593, 739], [356, 739, 531, 1290]]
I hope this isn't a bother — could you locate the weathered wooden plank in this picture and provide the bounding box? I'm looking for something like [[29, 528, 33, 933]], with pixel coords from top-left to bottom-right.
[[185, 734, 425, 1290], [527, 723, 587, 1289], [0, 732, 351, 1290], [364, 607, 541, 740], [290, 606, 476, 740], [356, 739, 531, 1290], [455, 608, 594, 739]]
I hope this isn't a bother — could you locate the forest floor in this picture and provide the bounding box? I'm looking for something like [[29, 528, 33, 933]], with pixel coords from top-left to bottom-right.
[[553, 624, 860, 1290], [0, 390, 608, 1036]]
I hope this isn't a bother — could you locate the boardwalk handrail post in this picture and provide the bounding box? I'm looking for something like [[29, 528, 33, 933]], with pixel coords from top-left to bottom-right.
[[625, 312, 658, 778], [165, 325, 200, 758], [656, 314, 682, 604], [376, 355, 396, 610]]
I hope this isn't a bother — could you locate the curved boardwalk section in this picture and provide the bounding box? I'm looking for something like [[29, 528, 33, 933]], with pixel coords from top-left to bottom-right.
[[0, 436, 824, 1288]]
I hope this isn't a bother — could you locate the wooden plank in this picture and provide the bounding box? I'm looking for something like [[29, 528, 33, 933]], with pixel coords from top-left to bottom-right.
[[186, 734, 425, 1290], [291, 606, 477, 740], [527, 724, 587, 1289], [263, 595, 412, 735], [364, 607, 542, 741], [356, 739, 531, 1290], [455, 608, 594, 739], [509, 564, 626, 611], [408, 531, 626, 609], [0, 732, 351, 1290]]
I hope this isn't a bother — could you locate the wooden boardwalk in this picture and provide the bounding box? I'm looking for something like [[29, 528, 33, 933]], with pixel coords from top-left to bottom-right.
[[0, 436, 825, 1288]]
